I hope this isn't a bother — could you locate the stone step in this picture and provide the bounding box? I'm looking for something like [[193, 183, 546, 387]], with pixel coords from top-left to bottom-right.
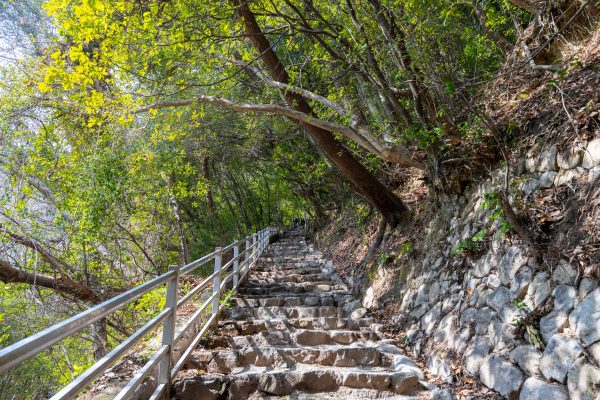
[[247, 273, 331, 284], [263, 251, 314, 255], [238, 285, 344, 296], [252, 268, 329, 277], [172, 230, 438, 400], [249, 270, 326, 278], [253, 264, 324, 273], [250, 267, 324, 274], [263, 254, 314, 258], [174, 366, 426, 398], [225, 305, 346, 320], [256, 260, 323, 267], [232, 293, 355, 308], [251, 268, 327, 277], [185, 344, 398, 373], [257, 389, 434, 400], [265, 245, 307, 250], [246, 278, 331, 285], [207, 329, 383, 348], [218, 316, 377, 335]]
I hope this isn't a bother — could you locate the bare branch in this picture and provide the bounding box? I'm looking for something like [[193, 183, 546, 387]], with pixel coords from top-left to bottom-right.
[[136, 95, 425, 169], [216, 55, 349, 117], [136, 95, 373, 145], [115, 221, 159, 271], [1, 225, 71, 277], [521, 42, 561, 72], [0, 224, 97, 300]]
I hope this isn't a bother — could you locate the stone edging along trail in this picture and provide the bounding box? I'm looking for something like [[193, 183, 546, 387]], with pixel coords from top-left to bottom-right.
[[171, 228, 453, 400]]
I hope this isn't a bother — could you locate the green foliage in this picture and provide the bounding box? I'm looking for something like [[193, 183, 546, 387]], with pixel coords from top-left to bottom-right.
[[526, 325, 545, 350], [220, 289, 235, 309], [0, 314, 9, 347], [481, 190, 512, 236], [451, 228, 487, 255], [398, 335, 410, 346], [377, 251, 393, 266], [458, 117, 488, 141], [513, 298, 528, 310], [471, 229, 487, 242], [399, 241, 415, 256], [355, 204, 371, 226], [406, 126, 445, 149]]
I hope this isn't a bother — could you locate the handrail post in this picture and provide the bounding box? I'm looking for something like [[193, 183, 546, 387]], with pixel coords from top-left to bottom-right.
[[244, 237, 250, 281], [159, 265, 179, 391], [265, 227, 270, 254], [232, 240, 239, 292], [258, 231, 262, 256], [252, 234, 257, 268], [211, 248, 222, 327]]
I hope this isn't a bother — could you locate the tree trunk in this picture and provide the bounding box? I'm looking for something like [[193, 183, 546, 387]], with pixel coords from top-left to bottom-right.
[[170, 197, 190, 264], [92, 318, 108, 361], [200, 154, 214, 210], [213, 164, 247, 235], [233, 0, 409, 224], [305, 187, 326, 223], [0, 259, 100, 302], [359, 217, 388, 267]]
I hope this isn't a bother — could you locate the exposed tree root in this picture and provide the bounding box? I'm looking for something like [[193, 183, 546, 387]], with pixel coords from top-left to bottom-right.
[[498, 190, 544, 261], [359, 217, 389, 269]]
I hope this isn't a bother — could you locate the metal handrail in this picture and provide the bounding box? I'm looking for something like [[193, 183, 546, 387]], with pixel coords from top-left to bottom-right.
[[0, 226, 272, 400]]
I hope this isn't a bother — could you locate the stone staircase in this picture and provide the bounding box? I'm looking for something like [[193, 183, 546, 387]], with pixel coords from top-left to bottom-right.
[[173, 229, 450, 400]]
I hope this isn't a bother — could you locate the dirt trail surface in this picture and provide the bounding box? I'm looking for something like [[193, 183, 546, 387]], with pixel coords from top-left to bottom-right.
[[172, 228, 452, 399]]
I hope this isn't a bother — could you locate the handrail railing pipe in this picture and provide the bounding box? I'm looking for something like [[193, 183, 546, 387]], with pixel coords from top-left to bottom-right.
[[0, 227, 273, 400]]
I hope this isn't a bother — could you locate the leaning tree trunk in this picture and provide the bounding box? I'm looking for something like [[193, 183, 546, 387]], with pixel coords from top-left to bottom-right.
[[233, 0, 409, 225]]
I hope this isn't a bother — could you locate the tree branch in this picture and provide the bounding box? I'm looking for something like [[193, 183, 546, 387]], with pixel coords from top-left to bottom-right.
[[136, 95, 424, 169], [216, 55, 350, 117], [521, 42, 561, 72], [0, 259, 99, 302], [115, 221, 159, 272], [0, 224, 97, 300], [1, 225, 72, 277]]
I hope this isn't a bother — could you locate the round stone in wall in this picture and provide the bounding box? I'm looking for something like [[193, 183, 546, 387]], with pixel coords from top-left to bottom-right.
[[567, 358, 600, 400], [519, 377, 569, 400]]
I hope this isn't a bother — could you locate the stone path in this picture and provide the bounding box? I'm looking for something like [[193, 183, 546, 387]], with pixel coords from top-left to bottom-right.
[[173, 229, 450, 399]]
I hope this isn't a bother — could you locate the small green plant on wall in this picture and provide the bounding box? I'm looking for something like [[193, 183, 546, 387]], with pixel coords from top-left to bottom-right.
[[220, 289, 235, 309], [377, 251, 393, 266], [451, 229, 487, 255], [400, 241, 414, 256], [481, 190, 512, 236]]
